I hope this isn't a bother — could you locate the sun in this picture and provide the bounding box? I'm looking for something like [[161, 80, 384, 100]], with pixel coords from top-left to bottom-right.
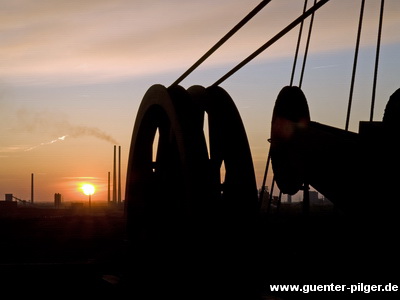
[[81, 183, 95, 196]]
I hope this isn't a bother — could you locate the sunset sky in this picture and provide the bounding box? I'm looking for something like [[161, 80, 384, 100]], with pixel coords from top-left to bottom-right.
[[1, 0, 400, 203]]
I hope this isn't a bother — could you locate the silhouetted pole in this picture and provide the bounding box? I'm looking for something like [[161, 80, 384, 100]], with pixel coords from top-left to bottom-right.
[[113, 145, 117, 204], [108, 171, 111, 204], [31, 173, 34, 204], [118, 145, 121, 205], [89, 194, 91, 208]]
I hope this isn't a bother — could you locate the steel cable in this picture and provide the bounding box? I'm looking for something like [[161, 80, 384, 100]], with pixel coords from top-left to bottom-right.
[[213, 0, 330, 86], [171, 0, 273, 86]]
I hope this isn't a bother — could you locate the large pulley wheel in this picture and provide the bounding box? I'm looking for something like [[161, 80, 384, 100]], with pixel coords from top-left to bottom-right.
[[188, 85, 258, 222], [125, 84, 210, 244], [125, 84, 259, 297], [187, 85, 259, 296], [270, 86, 311, 195]]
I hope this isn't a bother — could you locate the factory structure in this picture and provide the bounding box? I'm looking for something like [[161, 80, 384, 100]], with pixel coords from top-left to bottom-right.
[[0, 145, 123, 209], [110, 145, 123, 206]]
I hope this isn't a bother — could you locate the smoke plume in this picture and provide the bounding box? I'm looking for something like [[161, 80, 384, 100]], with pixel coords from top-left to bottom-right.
[[68, 125, 118, 144], [16, 109, 119, 145]]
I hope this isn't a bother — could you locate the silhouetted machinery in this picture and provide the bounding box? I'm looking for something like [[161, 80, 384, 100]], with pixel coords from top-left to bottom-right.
[[125, 0, 397, 235], [123, 0, 398, 298], [124, 83, 400, 298], [270, 86, 400, 216], [125, 0, 332, 243], [125, 84, 258, 245], [124, 84, 260, 299], [126, 83, 400, 231]]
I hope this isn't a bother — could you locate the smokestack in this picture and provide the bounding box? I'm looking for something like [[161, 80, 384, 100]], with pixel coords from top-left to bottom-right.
[[108, 171, 111, 204], [113, 145, 117, 204], [118, 146, 121, 204], [31, 173, 34, 204]]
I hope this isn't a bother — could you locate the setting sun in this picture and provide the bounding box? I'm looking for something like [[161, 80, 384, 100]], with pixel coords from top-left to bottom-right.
[[81, 183, 95, 196]]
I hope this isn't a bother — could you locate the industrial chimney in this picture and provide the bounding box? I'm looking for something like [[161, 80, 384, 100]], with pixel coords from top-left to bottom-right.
[[31, 173, 34, 204], [118, 145, 121, 205], [108, 171, 111, 204], [113, 145, 117, 204], [112, 145, 122, 206]]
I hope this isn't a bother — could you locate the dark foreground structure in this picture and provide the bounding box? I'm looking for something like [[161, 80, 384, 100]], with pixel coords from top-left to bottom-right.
[[122, 85, 400, 300], [0, 200, 398, 299], [0, 206, 127, 297], [121, 0, 400, 297], [3, 1, 400, 299]]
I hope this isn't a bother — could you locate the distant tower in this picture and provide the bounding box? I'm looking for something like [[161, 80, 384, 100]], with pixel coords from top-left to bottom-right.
[[31, 173, 34, 204], [113, 145, 117, 204], [54, 193, 62, 208], [118, 145, 121, 205], [108, 171, 111, 204]]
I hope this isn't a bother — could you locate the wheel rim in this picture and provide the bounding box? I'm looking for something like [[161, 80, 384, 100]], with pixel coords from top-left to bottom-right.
[[270, 85, 310, 195], [125, 84, 210, 243], [188, 85, 259, 221]]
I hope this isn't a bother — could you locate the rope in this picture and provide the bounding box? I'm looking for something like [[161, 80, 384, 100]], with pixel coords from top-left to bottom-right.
[[370, 0, 385, 122], [345, 0, 365, 131], [171, 0, 272, 86], [299, 0, 317, 88], [290, 0, 308, 86], [213, 0, 330, 86]]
